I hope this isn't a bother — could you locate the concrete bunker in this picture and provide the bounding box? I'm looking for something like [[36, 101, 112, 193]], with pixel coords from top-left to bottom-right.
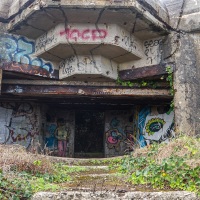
[[0, 98, 174, 158]]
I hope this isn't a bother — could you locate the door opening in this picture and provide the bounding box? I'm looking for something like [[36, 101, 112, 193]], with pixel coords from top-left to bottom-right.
[[75, 111, 104, 158]]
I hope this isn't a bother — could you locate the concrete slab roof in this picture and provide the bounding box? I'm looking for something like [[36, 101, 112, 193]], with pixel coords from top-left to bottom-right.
[[4, 0, 169, 40]]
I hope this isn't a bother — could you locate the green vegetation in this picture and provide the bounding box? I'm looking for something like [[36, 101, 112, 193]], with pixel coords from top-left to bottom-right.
[[117, 135, 200, 196], [166, 65, 174, 108], [1, 135, 199, 199], [166, 66, 174, 96], [116, 77, 158, 88], [0, 145, 87, 199]]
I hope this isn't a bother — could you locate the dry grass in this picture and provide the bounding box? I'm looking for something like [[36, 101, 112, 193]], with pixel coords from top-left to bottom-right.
[[0, 144, 54, 174], [132, 135, 200, 167]]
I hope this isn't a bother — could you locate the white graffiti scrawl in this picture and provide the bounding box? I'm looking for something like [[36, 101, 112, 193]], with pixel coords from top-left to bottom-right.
[[0, 103, 39, 148]]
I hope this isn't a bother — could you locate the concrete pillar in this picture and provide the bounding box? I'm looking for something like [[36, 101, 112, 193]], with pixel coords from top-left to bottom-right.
[[0, 69, 2, 95], [174, 34, 200, 135]]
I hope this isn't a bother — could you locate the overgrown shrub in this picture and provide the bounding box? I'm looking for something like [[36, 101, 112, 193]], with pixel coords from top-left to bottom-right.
[[119, 136, 200, 195], [0, 145, 53, 174], [0, 145, 70, 199]]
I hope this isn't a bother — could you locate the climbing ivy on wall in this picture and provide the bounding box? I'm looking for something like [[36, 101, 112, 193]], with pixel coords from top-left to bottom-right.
[[166, 66, 174, 96], [166, 66, 174, 108]]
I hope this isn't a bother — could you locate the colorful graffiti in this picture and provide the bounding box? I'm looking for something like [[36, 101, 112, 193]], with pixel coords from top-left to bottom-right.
[[138, 106, 174, 147], [45, 123, 57, 149], [105, 111, 133, 153], [106, 128, 123, 150], [0, 34, 53, 73], [0, 102, 39, 148], [106, 117, 124, 151], [60, 28, 108, 41]]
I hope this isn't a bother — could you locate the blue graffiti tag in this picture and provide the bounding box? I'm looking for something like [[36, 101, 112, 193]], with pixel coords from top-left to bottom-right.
[[0, 34, 53, 73], [138, 106, 151, 147], [46, 123, 57, 148]]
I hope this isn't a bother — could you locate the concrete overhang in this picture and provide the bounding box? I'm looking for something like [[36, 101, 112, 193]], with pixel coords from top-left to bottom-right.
[[34, 23, 143, 63], [59, 55, 118, 80], [7, 0, 169, 40]]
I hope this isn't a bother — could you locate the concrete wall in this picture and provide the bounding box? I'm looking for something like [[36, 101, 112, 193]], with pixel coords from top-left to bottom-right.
[[0, 0, 13, 18], [35, 23, 144, 60], [119, 37, 163, 70], [163, 0, 200, 135], [0, 102, 40, 148], [59, 55, 118, 80]]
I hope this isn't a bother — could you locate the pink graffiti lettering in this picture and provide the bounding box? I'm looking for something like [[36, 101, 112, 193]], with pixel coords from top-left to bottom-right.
[[82, 29, 90, 40], [70, 29, 81, 42], [60, 28, 108, 41], [91, 29, 107, 40]]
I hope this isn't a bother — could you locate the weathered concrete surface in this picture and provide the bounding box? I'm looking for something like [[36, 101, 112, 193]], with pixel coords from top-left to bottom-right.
[[32, 191, 199, 200], [0, 69, 2, 94], [163, 0, 200, 135], [35, 23, 143, 62], [0, 0, 169, 23], [173, 34, 200, 135], [59, 55, 118, 80], [6, 0, 169, 40], [0, 0, 13, 19]]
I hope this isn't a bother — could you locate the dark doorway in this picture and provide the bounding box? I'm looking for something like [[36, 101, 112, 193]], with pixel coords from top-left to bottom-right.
[[75, 111, 104, 158]]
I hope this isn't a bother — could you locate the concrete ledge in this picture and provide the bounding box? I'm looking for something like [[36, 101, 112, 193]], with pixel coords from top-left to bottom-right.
[[32, 191, 199, 200]]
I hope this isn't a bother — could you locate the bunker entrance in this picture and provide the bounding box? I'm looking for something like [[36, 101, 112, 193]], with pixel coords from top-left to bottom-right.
[[74, 111, 104, 158]]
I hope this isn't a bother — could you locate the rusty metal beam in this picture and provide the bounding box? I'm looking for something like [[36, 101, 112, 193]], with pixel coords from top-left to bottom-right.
[[0, 69, 2, 95], [119, 63, 174, 81], [0, 60, 59, 79], [2, 79, 169, 88], [2, 84, 171, 98]]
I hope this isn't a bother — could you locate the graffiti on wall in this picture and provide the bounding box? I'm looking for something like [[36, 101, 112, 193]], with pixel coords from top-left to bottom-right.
[[144, 38, 162, 65], [45, 123, 57, 149], [35, 29, 56, 52], [138, 106, 174, 147], [60, 28, 108, 41], [59, 55, 101, 76], [0, 34, 54, 73], [0, 102, 39, 148], [106, 117, 124, 151], [105, 111, 133, 152]]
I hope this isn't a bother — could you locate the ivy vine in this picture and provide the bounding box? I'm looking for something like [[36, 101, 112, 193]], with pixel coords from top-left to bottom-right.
[[166, 65, 174, 108]]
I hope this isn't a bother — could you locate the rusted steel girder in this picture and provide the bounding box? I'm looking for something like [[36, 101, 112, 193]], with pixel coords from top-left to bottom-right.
[[119, 63, 174, 81], [2, 79, 169, 88], [0, 61, 59, 79], [2, 84, 171, 98]]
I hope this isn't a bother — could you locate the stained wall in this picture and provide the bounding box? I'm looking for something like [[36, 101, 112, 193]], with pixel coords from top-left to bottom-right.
[[0, 102, 40, 149]]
